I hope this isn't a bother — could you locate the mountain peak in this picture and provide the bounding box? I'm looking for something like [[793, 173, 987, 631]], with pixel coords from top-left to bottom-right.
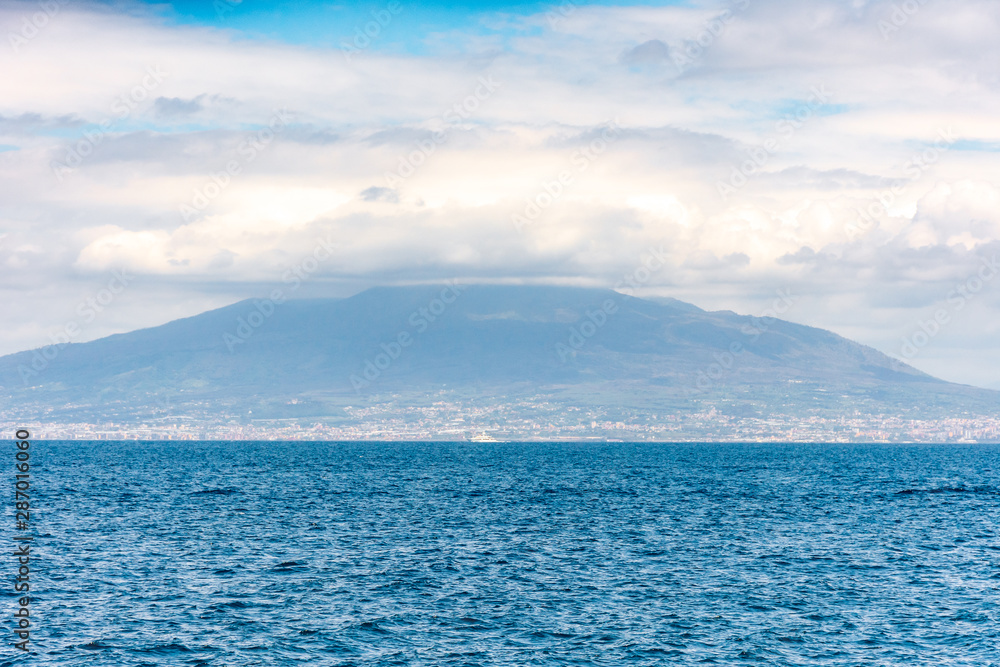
[[1, 284, 996, 425]]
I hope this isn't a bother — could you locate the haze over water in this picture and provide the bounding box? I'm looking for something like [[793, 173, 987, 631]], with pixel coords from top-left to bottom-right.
[[19, 440, 1000, 665]]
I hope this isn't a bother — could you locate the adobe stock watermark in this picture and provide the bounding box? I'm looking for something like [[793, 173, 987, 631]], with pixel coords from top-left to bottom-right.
[[50, 66, 169, 181], [12, 428, 33, 652], [340, 1, 402, 62], [555, 298, 619, 363], [717, 85, 831, 201], [513, 119, 622, 233], [614, 244, 669, 297], [350, 281, 465, 392], [673, 0, 750, 75], [17, 269, 134, 384], [556, 245, 668, 362], [383, 77, 500, 189], [180, 108, 293, 221], [898, 255, 998, 360], [214, 0, 242, 20], [545, 1, 576, 28], [693, 288, 796, 392], [8, 0, 68, 53], [223, 234, 337, 352], [845, 126, 957, 240], [878, 0, 931, 39]]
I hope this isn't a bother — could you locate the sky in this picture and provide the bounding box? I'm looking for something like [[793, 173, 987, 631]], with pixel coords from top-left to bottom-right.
[[1, 0, 999, 388]]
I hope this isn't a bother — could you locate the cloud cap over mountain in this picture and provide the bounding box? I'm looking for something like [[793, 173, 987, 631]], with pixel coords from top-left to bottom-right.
[[1, 0, 1000, 388]]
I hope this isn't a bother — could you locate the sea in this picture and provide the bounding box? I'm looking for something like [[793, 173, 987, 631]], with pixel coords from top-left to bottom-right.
[[7, 440, 1000, 666]]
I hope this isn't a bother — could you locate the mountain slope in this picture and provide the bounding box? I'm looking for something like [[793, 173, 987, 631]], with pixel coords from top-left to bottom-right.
[[0, 284, 995, 421]]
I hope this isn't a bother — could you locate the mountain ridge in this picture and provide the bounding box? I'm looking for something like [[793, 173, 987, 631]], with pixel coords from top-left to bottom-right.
[[1, 284, 996, 424]]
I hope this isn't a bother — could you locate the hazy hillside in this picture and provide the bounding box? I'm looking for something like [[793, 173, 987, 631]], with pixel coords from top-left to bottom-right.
[[1, 285, 997, 422]]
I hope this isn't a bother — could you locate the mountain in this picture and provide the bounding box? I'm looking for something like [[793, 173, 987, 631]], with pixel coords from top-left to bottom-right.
[[1, 284, 998, 425]]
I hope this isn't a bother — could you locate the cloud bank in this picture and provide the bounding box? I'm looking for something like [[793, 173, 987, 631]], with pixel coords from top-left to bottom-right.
[[1, 0, 999, 387]]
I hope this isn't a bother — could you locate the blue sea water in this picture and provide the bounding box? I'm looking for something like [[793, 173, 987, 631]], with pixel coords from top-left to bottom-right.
[[7, 441, 1000, 666]]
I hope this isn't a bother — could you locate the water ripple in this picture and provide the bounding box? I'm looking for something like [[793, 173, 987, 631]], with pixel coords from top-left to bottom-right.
[[15, 441, 1000, 665]]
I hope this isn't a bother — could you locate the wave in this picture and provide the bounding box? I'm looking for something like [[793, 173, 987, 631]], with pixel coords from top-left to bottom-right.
[[896, 486, 999, 495]]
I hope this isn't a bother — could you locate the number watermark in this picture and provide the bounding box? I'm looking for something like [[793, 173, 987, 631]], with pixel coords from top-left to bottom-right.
[[12, 429, 33, 652]]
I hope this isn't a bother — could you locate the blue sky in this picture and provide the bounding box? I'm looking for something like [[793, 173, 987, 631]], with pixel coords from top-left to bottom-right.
[[132, 0, 690, 53]]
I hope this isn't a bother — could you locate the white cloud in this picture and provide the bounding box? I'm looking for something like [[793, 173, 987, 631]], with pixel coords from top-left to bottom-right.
[[1, 0, 1000, 385]]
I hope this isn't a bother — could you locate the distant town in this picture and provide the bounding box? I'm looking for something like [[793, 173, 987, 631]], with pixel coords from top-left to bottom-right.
[[6, 397, 999, 443]]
